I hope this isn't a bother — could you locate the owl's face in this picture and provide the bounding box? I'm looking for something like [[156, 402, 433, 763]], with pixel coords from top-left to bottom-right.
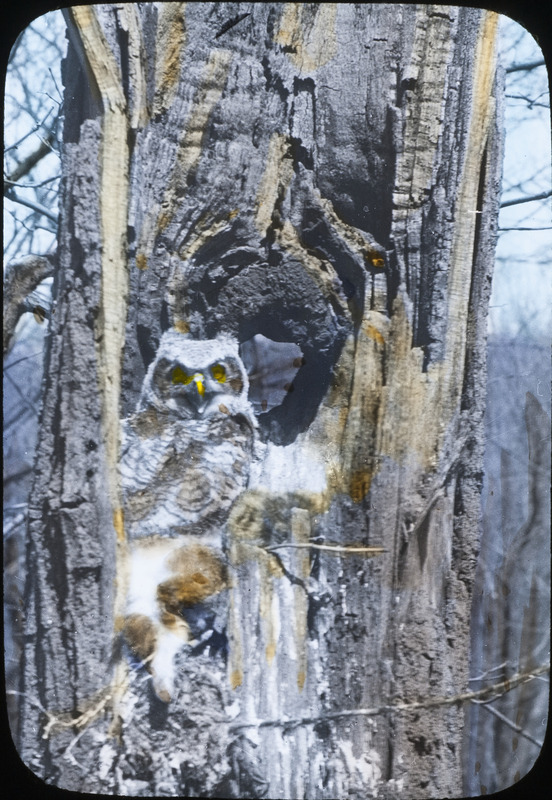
[[139, 333, 251, 421], [153, 354, 245, 417]]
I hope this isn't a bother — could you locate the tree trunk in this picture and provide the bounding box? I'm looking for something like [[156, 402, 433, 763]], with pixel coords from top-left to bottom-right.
[[19, 4, 503, 797]]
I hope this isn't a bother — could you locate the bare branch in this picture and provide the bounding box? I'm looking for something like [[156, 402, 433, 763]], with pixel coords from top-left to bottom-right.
[[230, 664, 550, 731], [505, 93, 549, 109], [4, 369, 40, 416], [3, 512, 27, 539], [4, 175, 60, 190], [468, 662, 509, 682], [5, 108, 54, 153], [4, 188, 58, 224], [3, 350, 44, 372], [267, 542, 386, 556], [499, 226, 552, 231], [3, 406, 37, 434], [500, 189, 552, 208], [505, 59, 546, 74], [4, 121, 57, 185], [2, 465, 33, 485], [478, 703, 544, 749], [3, 253, 56, 356]]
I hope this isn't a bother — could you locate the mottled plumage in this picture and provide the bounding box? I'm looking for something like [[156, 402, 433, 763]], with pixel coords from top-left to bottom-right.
[[120, 333, 256, 540], [120, 332, 256, 701]]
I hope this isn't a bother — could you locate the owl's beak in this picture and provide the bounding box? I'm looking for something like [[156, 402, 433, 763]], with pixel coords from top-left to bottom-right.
[[193, 374, 205, 397]]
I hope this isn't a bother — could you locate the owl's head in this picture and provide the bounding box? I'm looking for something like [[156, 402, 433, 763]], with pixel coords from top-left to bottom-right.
[[139, 332, 254, 423]]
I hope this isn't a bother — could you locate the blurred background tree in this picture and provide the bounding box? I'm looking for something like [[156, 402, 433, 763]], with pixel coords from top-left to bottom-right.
[[3, 10, 65, 742], [465, 14, 550, 795]]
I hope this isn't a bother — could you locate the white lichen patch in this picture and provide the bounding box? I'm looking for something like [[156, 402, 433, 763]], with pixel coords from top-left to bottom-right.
[[249, 438, 327, 495]]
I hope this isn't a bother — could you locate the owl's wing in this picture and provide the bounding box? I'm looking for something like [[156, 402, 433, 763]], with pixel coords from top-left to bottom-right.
[[119, 415, 186, 538], [119, 414, 178, 494]]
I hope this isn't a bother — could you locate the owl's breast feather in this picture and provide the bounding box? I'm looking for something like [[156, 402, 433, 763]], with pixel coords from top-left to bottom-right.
[[120, 413, 253, 540]]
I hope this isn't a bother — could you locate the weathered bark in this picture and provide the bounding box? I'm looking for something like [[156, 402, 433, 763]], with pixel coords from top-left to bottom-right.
[[19, 4, 504, 797]]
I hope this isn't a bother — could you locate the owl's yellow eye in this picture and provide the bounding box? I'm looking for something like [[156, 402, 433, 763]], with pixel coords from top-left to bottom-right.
[[211, 364, 226, 383], [171, 366, 193, 385]]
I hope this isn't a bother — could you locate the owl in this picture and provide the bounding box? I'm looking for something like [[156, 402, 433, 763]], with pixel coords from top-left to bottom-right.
[[119, 331, 257, 701]]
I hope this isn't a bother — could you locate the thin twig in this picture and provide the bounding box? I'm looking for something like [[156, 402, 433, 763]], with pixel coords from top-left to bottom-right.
[[43, 692, 112, 738], [229, 664, 549, 731], [267, 543, 386, 555], [4, 175, 59, 190], [3, 512, 27, 538], [500, 189, 552, 208], [4, 109, 54, 154], [4, 189, 58, 223], [63, 727, 92, 770], [477, 702, 544, 749], [506, 59, 545, 74], [4, 369, 40, 416], [3, 350, 44, 371], [468, 661, 509, 682], [499, 226, 552, 231], [4, 119, 57, 182]]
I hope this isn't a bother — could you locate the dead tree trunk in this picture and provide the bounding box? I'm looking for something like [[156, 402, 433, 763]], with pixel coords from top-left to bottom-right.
[[19, 4, 503, 797]]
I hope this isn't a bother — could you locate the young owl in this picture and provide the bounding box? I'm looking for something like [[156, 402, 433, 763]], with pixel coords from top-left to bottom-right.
[[119, 332, 256, 701]]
